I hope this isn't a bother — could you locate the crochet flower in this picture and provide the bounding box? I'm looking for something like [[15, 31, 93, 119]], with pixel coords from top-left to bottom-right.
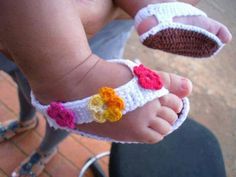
[[99, 87, 115, 102], [47, 102, 75, 129], [88, 95, 106, 123], [134, 64, 163, 90], [103, 107, 123, 122], [88, 95, 105, 112], [107, 96, 125, 110], [88, 87, 125, 123]]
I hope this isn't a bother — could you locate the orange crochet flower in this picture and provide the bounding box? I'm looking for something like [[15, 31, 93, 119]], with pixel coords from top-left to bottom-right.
[[88, 87, 125, 123], [99, 87, 115, 102], [107, 96, 125, 110]]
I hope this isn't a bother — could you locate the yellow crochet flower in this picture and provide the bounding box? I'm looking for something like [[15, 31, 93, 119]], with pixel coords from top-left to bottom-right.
[[88, 95, 105, 112], [88, 95, 106, 123], [93, 112, 106, 123], [103, 107, 123, 122], [88, 87, 125, 123]]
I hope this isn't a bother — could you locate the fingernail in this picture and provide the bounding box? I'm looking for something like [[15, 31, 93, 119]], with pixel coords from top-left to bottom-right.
[[181, 78, 188, 90]]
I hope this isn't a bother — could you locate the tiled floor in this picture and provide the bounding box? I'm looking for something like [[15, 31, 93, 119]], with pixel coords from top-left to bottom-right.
[[0, 71, 111, 177]]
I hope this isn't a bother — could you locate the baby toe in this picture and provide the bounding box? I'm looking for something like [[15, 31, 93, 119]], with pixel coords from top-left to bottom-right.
[[159, 93, 183, 113], [157, 72, 192, 98], [149, 118, 172, 136], [156, 106, 178, 125], [213, 20, 232, 44], [174, 16, 232, 44]]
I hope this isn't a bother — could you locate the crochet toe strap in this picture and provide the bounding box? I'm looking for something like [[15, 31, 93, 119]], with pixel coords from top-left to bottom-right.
[[134, 2, 207, 27]]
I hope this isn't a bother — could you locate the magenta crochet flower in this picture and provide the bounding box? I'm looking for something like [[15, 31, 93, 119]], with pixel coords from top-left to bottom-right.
[[134, 64, 163, 90], [47, 102, 76, 129]]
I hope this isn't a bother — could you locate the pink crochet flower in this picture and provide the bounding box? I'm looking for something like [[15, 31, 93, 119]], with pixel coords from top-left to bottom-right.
[[47, 102, 76, 129], [134, 64, 163, 90]]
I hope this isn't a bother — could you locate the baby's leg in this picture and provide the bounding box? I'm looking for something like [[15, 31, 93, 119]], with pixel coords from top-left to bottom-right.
[[114, 0, 201, 19], [181, 0, 200, 6], [115, 0, 232, 57], [0, 0, 192, 143]]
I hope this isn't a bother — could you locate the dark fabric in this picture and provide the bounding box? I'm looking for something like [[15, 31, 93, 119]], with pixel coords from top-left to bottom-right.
[[109, 119, 226, 177], [39, 122, 69, 153], [9, 70, 36, 122], [0, 53, 17, 73]]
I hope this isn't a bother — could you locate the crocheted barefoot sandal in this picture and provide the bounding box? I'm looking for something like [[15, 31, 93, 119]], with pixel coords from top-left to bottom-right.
[[0, 118, 38, 143], [134, 2, 224, 58], [31, 59, 189, 143], [12, 148, 57, 177]]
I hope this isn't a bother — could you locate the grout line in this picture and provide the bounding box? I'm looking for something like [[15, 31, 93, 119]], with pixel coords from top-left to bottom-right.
[[70, 136, 96, 156], [0, 72, 17, 87], [34, 131, 90, 176], [0, 100, 17, 116], [43, 170, 53, 177], [70, 136, 110, 167], [10, 140, 28, 156], [56, 152, 89, 177], [0, 168, 9, 177], [57, 151, 81, 169]]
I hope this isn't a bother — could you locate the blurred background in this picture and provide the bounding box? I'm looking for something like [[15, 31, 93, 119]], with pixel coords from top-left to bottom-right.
[[0, 0, 235, 177], [124, 0, 236, 176]]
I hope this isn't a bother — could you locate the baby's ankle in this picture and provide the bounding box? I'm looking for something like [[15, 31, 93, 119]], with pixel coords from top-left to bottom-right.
[[33, 56, 133, 105], [70, 58, 133, 102], [32, 54, 97, 104]]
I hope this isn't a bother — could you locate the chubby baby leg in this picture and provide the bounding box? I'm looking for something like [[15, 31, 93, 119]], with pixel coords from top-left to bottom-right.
[[0, 0, 192, 144]]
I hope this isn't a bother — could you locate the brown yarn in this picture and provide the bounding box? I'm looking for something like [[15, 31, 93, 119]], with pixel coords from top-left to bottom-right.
[[143, 28, 219, 58]]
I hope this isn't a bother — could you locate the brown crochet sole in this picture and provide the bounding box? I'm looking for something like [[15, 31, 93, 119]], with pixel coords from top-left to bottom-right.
[[143, 28, 219, 58]]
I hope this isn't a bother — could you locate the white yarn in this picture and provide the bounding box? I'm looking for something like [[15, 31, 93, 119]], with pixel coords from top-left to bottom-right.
[[134, 2, 207, 27], [31, 59, 190, 143]]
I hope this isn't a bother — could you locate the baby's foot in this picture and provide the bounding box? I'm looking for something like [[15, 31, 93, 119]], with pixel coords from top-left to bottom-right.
[[137, 15, 232, 44], [32, 56, 192, 144], [76, 68, 192, 143], [135, 2, 232, 58], [72, 57, 192, 143]]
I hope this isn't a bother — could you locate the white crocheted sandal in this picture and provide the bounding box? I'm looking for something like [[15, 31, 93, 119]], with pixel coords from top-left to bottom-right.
[[134, 2, 224, 58], [31, 59, 190, 143]]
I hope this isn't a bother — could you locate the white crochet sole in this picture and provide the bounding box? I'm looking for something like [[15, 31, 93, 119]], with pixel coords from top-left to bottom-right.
[[135, 2, 224, 58]]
